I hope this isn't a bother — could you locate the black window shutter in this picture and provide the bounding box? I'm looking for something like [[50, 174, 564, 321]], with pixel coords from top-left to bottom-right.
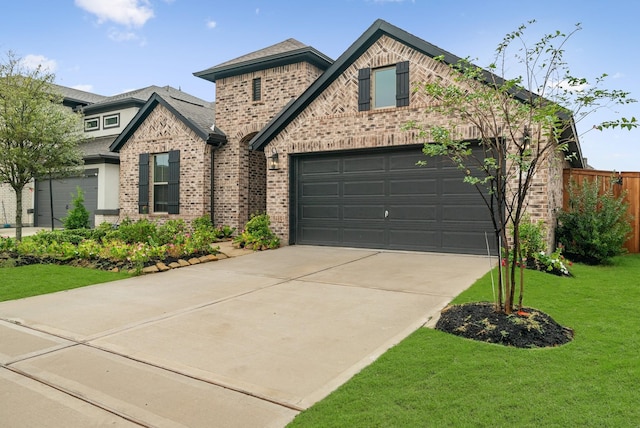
[[358, 68, 371, 111], [167, 150, 180, 214], [138, 153, 149, 214], [396, 61, 410, 107], [252, 78, 261, 102]]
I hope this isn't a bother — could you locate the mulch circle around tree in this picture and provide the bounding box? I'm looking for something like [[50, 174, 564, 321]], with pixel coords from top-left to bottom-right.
[[435, 302, 574, 348]]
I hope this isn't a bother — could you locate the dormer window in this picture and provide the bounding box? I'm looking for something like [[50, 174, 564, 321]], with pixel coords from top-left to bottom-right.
[[252, 77, 262, 102], [84, 117, 100, 132], [358, 61, 409, 111]]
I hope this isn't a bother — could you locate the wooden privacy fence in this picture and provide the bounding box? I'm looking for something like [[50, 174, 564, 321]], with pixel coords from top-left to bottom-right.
[[563, 169, 640, 253]]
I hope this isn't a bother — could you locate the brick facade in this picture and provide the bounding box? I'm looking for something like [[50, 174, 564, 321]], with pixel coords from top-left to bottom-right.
[[262, 35, 569, 248], [212, 62, 325, 230], [118, 104, 212, 224]]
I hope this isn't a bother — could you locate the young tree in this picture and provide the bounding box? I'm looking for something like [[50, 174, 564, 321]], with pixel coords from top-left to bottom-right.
[[0, 51, 84, 240], [406, 21, 636, 314], [63, 187, 90, 230]]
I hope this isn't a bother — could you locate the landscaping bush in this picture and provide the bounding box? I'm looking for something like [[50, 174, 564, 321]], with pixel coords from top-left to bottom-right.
[[214, 225, 236, 240], [157, 219, 188, 245], [515, 214, 547, 261], [30, 229, 93, 245], [62, 187, 90, 230], [234, 213, 280, 250], [0, 236, 16, 253], [507, 215, 571, 276], [557, 178, 632, 265], [114, 218, 159, 244], [0, 217, 234, 273]]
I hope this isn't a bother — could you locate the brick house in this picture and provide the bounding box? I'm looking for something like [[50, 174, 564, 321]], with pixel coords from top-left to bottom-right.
[[114, 19, 584, 254], [110, 90, 222, 224]]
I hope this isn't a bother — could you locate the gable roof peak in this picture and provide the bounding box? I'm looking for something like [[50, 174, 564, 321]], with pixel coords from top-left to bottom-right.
[[109, 91, 221, 153], [193, 38, 333, 83]]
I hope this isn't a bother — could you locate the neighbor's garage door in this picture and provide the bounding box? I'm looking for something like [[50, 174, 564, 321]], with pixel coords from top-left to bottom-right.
[[35, 169, 98, 228], [292, 147, 496, 255]]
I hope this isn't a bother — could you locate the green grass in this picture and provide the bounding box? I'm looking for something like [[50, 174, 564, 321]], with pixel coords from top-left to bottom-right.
[[288, 255, 640, 427], [0, 264, 131, 302]]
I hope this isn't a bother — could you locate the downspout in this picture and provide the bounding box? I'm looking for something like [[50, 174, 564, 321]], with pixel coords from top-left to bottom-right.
[[210, 147, 215, 225]]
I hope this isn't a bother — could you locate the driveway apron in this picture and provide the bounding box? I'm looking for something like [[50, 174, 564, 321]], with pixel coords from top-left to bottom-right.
[[0, 245, 490, 427]]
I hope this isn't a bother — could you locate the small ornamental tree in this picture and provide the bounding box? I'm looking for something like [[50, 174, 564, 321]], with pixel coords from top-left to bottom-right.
[[405, 21, 637, 314], [0, 51, 84, 240], [62, 187, 90, 230]]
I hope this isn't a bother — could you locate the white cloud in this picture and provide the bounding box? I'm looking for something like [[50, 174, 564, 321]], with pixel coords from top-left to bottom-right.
[[108, 28, 138, 41], [611, 72, 624, 79], [550, 78, 590, 93], [72, 84, 94, 92], [107, 28, 147, 46], [256, 8, 260, 15], [206, 19, 217, 29], [21, 54, 57, 72], [75, 0, 154, 27]]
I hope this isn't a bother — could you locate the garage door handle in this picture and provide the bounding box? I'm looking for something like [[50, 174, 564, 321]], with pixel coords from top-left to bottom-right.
[[385, 210, 389, 218]]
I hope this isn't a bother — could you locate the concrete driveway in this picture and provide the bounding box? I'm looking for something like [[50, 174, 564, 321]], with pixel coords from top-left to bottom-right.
[[0, 246, 490, 427]]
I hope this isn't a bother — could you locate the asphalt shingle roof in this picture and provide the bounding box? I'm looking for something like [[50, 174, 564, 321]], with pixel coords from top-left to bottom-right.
[[52, 84, 108, 105], [109, 90, 219, 152], [194, 39, 333, 83], [80, 135, 118, 157], [212, 38, 308, 69]]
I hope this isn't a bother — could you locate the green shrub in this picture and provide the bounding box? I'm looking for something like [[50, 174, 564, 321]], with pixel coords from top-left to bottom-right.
[[533, 247, 572, 276], [90, 221, 118, 241], [513, 214, 547, 260], [115, 218, 159, 245], [214, 225, 236, 239], [557, 178, 632, 265], [0, 236, 16, 253], [157, 219, 188, 245], [30, 229, 93, 245], [62, 187, 90, 230], [192, 215, 213, 231], [234, 213, 280, 250]]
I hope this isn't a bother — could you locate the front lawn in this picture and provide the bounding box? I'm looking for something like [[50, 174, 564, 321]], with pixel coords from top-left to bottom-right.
[[0, 264, 131, 302], [288, 255, 640, 427]]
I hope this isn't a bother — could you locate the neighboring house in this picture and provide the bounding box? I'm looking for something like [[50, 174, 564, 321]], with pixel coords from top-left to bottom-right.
[[0, 85, 106, 228], [113, 19, 585, 255]]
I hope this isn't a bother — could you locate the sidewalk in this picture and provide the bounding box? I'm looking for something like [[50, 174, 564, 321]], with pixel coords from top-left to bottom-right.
[[0, 227, 48, 239]]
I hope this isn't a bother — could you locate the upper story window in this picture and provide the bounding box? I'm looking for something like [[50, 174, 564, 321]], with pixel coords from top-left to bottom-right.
[[84, 117, 100, 132], [373, 67, 396, 108], [252, 77, 262, 102], [358, 61, 409, 111], [103, 113, 120, 129]]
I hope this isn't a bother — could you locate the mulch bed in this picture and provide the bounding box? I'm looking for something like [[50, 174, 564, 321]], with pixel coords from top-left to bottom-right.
[[435, 302, 574, 348], [0, 252, 210, 272]]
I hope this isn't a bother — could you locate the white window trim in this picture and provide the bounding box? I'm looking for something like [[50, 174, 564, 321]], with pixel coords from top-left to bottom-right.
[[84, 117, 100, 132], [103, 113, 120, 129]]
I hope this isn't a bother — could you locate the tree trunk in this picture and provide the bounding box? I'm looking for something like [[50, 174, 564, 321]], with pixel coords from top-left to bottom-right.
[[14, 185, 23, 241]]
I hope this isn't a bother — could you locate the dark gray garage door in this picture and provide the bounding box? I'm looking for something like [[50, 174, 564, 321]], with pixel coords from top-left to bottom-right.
[[35, 169, 98, 228], [292, 147, 497, 255]]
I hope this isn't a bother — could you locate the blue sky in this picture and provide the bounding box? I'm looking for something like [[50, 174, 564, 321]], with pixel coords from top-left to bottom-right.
[[1, 0, 639, 171]]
